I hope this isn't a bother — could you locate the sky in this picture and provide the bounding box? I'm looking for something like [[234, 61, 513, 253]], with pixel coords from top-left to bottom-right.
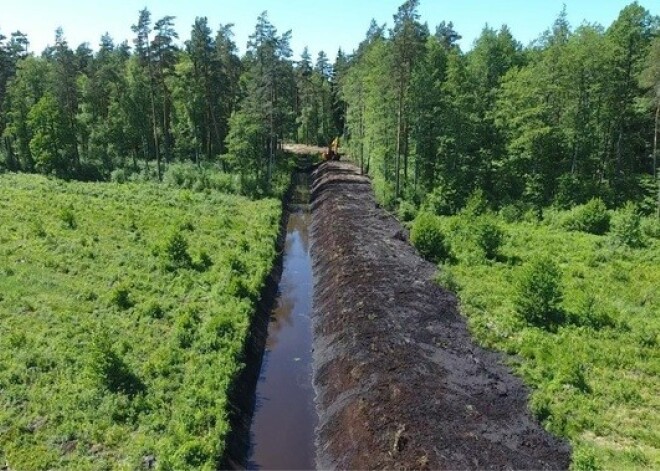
[[1, 0, 657, 60]]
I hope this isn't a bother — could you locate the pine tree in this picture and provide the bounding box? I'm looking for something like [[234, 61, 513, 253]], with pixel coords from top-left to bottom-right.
[[226, 12, 295, 190], [390, 0, 427, 197], [605, 4, 656, 201], [131, 8, 162, 178], [151, 16, 178, 164], [50, 28, 80, 174], [640, 36, 660, 216], [214, 24, 242, 157]]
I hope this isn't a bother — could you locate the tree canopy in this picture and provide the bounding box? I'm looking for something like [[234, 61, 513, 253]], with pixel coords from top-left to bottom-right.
[[0, 2, 658, 211]]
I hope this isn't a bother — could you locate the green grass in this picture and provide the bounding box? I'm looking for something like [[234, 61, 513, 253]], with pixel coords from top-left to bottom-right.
[[0, 173, 282, 470], [433, 212, 660, 470]]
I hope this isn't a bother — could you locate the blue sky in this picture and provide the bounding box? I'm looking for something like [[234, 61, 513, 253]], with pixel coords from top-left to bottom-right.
[[1, 1, 656, 60]]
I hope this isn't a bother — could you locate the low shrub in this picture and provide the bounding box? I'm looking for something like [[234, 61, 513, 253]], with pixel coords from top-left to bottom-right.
[[410, 212, 452, 263], [611, 202, 645, 248], [641, 217, 660, 239], [110, 285, 133, 310], [474, 216, 505, 260], [205, 171, 236, 194], [499, 204, 524, 223], [572, 446, 601, 471], [397, 200, 418, 222], [73, 162, 105, 182], [196, 250, 213, 271], [569, 292, 616, 330], [59, 205, 77, 229], [515, 256, 564, 329], [141, 300, 164, 319], [163, 163, 195, 188], [164, 163, 237, 194], [563, 198, 610, 235], [442, 212, 505, 263], [556, 360, 590, 393], [31, 219, 47, 237], [175, 307, 200, 349], [462, 188, 489, 217], [421, 185, 458, 216], [89, 334, 144, 396], [110, 168, 129, 184], [179, 220, 195, 232], [435, 264, 460, 292], [163, 230, 193, 270], [174, 441, 212, 469]]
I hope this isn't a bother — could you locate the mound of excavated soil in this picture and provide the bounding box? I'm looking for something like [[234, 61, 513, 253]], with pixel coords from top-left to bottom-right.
[[310, 161, 571, 470]]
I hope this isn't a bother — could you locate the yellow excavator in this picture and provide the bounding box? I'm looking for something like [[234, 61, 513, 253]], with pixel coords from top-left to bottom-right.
[[323, 137, 340, 161]]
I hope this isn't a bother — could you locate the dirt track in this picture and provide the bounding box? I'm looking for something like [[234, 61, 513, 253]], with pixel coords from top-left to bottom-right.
[[310, 161, 571, 470]]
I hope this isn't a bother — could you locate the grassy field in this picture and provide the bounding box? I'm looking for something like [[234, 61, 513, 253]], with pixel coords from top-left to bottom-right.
[[427, 209, 660, 470], [0, 173, 281, 470]]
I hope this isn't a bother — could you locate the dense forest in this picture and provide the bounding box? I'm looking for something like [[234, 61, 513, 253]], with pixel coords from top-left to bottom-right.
[[340, 1, 660, 215], [0, 10, 338, 194], [1, 1, 659, 214]]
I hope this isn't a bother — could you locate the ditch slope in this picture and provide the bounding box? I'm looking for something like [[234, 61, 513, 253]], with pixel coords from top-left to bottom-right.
[[310, 161, 571, 470]]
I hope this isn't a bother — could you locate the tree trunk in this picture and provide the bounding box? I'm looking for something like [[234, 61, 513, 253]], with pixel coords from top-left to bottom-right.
[[162, 92, 172, 164], [654, 103, 659, 218], [268, 82, 275, 187], [208, 79, 222, 158], [403, 120, 409, 191], [146, 47, 161, 180], [616, 126, 623, 195], [395, 93, 402, 198], [150, 92, 160, 180], [207, 115, 212, 160], [359, 104, 365, 175]]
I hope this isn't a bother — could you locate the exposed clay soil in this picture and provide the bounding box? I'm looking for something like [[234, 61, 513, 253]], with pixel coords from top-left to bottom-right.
[[310, 161, 571, 470]]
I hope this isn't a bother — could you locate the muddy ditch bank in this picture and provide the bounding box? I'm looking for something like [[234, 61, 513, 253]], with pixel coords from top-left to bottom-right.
[[310, 161, 571, 470]]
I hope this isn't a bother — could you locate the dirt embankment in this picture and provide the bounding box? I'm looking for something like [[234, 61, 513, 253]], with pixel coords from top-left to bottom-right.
[[310, 162, 571, 470]]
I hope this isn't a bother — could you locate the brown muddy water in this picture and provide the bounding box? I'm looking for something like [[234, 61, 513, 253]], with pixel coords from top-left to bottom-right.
[[248, 174, 316, 470]]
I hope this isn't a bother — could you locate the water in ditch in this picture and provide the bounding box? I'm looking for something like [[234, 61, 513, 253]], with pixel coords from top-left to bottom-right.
[[248, 173, 316, 470]]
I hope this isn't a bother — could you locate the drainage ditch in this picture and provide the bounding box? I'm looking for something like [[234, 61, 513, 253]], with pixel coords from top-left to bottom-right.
[[247, 171, 317, 470]]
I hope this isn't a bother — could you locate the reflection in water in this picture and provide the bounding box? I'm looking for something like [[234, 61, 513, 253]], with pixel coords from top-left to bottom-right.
[[248, 198, 316, 469], [265, 211, 311, 351]]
